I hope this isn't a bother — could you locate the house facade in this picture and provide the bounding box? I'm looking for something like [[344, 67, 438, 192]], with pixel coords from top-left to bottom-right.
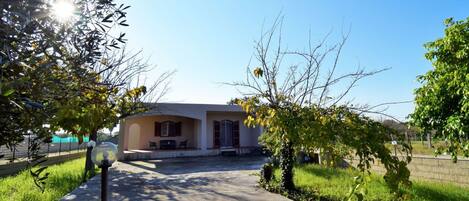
[[117, 103, 262, 160]]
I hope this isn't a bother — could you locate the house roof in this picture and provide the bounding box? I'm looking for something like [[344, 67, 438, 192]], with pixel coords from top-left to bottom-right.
[[127, 103, 244, 120]]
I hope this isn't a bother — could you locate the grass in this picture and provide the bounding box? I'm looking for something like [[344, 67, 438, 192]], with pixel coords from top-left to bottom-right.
[[0, 157, 97, 201], [271, 164, 469, 201]]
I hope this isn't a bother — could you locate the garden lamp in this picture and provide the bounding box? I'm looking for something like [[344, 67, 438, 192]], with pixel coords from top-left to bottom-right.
[[91, 142, 117, 201]]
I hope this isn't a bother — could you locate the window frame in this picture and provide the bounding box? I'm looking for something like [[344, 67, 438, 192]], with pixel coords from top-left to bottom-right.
[[161, 121, 171, 137]]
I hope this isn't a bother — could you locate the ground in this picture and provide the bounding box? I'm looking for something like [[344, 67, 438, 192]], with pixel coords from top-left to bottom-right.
[[61, 156, 290, 201]]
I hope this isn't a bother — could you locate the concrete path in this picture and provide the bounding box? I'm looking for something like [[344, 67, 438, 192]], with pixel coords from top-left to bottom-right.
[[61, 156, 290, 201]]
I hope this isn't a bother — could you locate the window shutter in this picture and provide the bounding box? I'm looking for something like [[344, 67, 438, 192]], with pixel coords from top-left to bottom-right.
[[175, 122, 182, 136], [213, 120, 220, 148], [155, 122, 161, 136], [232, 121, 240, 148], [169, 121, 176, 137]]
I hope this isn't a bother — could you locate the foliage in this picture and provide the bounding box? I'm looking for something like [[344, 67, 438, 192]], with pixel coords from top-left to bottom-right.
[[1, 0, 171, 187], [346, 175, 367, 201], [411, 17, 469, 162], [234, 17, 412, 197], [269, 164, 469, 201], [0, 157, 98, 201], [240, 100, 412, 194]]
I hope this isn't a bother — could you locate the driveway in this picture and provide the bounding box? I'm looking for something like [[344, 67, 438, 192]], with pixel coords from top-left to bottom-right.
[[61, 156, 290, 201]]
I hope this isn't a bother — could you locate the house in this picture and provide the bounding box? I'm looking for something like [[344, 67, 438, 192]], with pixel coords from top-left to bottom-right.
[[117, 103, 263, 160]]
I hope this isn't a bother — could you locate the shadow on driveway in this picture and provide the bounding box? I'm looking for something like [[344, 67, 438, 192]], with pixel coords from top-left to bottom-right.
[[122, 156, 267, 175], [62, 156, 290, 201]]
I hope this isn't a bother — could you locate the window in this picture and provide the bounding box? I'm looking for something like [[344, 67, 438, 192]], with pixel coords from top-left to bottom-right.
[[155, 121, 182, 137], [213, 120, 239, 148], [161, 121, 171, 137]]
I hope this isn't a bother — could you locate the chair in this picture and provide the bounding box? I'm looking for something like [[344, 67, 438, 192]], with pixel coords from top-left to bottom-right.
[[149, 141, 157, 150], [179, 140, 188, 149]]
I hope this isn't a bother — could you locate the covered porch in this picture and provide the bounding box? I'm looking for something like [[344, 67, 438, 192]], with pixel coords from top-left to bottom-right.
[[119, 114, 207, 155]]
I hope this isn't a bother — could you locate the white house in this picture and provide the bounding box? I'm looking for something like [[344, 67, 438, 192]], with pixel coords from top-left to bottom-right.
[[117, 103, 262, 160]]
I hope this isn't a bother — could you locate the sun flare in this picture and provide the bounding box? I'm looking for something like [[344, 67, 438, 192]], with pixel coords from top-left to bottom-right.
[[52, 0, 75, 22]]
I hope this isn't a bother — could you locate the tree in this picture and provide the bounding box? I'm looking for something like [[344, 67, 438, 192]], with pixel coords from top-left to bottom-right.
[[1, 0, 172, 186], [411, 17, 469, 162], [233, 18, 411, 195], [51, 51, 172, 180]]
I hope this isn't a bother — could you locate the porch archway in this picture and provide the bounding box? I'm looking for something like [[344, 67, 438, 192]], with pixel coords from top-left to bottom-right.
[[128, 123, 140, 150]]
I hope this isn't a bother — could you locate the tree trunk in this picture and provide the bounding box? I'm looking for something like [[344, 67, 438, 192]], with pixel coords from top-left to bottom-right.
[[82, 130, 98, 182], [426, 132, 432, 148], [280, 141, 294, 191], [420, 133, 424, 145]]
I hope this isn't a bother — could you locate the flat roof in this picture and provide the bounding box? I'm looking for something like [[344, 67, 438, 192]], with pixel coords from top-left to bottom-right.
[[128, 102, 244, 120]]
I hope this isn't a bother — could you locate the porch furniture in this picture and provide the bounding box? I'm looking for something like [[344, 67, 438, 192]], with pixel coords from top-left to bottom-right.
[[149, 141, 157, 150], [160, 140, 176, 149], [179, 140, 188, 149]]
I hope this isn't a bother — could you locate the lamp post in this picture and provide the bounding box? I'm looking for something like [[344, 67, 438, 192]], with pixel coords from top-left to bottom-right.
[[91, 142, 117, 201]]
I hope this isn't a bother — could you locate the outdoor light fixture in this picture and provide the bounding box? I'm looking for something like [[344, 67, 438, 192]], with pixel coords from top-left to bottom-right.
[[91, 142, 118, 201]]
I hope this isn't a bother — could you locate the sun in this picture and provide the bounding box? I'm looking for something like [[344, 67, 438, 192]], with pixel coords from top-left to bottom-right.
[[52, 0, 75, 22]]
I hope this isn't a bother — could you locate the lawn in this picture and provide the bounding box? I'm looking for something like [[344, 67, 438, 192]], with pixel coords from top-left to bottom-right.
[[0, 157, 96, 201], [271, 164, 469, 201]]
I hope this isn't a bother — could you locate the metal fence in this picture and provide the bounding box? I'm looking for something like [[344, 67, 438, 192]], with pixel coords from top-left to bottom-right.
[[0, 140, 86, 163]]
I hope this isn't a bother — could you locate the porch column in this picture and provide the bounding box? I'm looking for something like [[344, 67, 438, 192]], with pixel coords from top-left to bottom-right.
[[199, 116, 207, 150], [117, 119, 126, 160]]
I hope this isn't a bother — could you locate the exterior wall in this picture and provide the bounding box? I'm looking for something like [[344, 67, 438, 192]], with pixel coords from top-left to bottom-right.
[[117, 103, 263, 160], [123, 115, 196, 150], [349, 155, 469, 186], [206, 112, 261, 149]]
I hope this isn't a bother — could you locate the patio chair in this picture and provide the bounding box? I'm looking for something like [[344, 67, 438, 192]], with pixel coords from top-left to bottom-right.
[[179, 140, 188, 149], [149, 141, 157, 150]]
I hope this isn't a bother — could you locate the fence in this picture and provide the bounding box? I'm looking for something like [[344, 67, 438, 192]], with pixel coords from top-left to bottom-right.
[[0, 139, 87, 164], [0, 152, 85, 177]]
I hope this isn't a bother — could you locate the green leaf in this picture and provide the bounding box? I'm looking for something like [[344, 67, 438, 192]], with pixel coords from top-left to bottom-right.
[[2, 89, 14, 96]]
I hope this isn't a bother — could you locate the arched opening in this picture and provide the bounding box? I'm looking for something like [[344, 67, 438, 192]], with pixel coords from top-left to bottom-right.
[[128, 123, 140, 150]]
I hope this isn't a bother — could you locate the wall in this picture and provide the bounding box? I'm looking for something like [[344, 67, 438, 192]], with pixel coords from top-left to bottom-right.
[[349, 156, 469, 186], [206, 112, 261, 148], [124, 115, 196, 150]]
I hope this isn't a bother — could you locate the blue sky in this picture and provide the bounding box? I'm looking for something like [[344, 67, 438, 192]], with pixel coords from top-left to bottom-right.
[[121, 1, 468, 121]]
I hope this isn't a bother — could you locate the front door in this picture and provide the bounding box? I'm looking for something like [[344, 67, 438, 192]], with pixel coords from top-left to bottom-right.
[[220, 120, 233, 148]]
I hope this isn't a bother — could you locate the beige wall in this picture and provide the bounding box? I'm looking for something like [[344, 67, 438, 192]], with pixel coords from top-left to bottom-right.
[[206, 112, 261, 149], [121, 111, 262, 151], [124, 115, 196, 150], [349, 156, 469, 187]]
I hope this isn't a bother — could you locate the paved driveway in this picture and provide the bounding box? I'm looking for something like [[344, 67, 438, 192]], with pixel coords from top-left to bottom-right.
[[61, 156, 290, 201]]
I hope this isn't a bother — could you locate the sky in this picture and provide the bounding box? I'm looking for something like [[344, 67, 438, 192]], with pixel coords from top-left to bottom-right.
[[119, 0, 469, 121]]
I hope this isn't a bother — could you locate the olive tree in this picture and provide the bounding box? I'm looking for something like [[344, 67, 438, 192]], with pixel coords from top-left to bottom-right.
[[1, 0, 172, 187]]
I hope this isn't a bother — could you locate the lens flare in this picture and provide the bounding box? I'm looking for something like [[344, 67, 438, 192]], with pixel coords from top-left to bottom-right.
[[52, 0, 75, 22]]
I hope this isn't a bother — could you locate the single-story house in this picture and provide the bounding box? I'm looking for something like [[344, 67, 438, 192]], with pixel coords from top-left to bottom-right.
[[117, 103, 263, 160]]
